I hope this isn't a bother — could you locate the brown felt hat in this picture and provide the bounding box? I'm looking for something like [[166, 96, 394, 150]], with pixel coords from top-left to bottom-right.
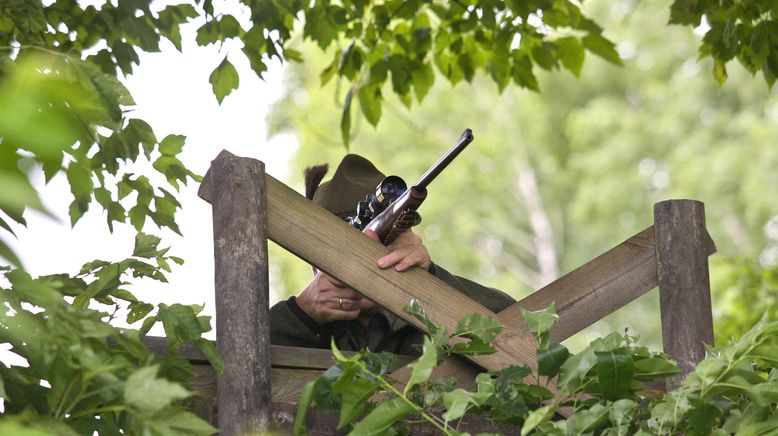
[[312, 154, 385, 218]]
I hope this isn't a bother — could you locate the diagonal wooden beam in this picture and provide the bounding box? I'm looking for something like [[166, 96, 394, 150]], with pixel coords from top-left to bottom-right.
[[502, 227, 659, 342], [499, 224, 716, 343], [199, 151, 539, 374]]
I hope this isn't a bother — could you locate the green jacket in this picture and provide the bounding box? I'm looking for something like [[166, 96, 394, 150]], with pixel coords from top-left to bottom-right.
[[268, 263, 514, 355]]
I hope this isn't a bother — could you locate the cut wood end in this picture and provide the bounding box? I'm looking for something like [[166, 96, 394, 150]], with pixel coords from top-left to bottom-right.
[[197, 149, 236, 204]]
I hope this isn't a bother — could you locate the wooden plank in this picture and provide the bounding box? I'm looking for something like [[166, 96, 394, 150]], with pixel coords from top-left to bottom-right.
[[142, 336, 211, 364], [142, 336, 414, 371], [210, 155, 272, 434], [189, 364, 217, 424], [260, 169, 539, 374], [388, 354, 481, 392], [501, 227, 659, 342], [498, 225, 715, 343], [654, 200, 715, 387], [179, 365, 331, 413], [201, 151, 539, 374]]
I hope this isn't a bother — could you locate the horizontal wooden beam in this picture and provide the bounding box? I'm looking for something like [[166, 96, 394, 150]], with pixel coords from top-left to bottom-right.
[[142, 336, 413, 371]]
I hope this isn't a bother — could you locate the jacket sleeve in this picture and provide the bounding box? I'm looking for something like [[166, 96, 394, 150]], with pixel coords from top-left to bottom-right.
[[269, 296, 329, 348], [428, 262, 515, 313]]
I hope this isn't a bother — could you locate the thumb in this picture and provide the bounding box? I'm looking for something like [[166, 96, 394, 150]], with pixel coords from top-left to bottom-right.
[[363, 229, 381, 242]]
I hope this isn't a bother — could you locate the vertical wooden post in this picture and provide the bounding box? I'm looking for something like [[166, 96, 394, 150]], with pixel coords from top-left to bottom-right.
[[211, 156, 271, 434], [654, 199, 714, 387]]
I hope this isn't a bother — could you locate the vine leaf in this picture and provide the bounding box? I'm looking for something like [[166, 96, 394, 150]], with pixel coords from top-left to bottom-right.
[[404, 336, 438, 394], [521, 404, 556, 436], [348, 397, 415, 435], [340, 87, 354, 149], [124, 365, 190, 414], [209, 56, 239, 104], [538, 342, 570, 378], [595, 347, 634, 399], [633, 357, 680, 380]]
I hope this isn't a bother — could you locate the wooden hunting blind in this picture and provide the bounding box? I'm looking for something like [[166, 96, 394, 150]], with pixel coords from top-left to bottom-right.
[[144, 151, 717, 434]]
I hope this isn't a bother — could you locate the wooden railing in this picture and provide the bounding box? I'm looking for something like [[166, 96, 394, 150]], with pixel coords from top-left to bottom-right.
[[163, 150, 716, 434]]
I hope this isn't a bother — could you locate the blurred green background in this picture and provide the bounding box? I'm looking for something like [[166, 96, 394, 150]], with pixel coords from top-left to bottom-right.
[[264, 0, 778, 352]]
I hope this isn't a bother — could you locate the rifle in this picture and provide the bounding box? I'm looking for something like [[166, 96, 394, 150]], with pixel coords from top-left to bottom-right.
[[347, 128, 474, 244]]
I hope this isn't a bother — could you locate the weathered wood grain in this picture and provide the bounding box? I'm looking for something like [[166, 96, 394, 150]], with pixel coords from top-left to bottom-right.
[[142, 336, 414, 371], [655, 200, 715, 387], [262, 169, 539, 373], [202, 151, 538, 373], [502, 227, 659, 342], [210, 155, 271, 434]]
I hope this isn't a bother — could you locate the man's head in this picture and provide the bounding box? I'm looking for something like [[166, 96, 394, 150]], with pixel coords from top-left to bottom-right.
[[304, 154, 385, 219]]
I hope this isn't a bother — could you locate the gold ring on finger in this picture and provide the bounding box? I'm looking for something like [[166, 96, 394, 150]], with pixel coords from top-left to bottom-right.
[[338, 297, 343, 309]]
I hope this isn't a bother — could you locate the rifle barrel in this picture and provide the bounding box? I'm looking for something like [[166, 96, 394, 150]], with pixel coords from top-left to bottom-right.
[[413, 128, 473, 189]]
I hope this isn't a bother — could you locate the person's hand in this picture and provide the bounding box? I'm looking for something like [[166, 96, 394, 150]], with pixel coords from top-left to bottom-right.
[[296, 270, 365, 324], [366, 229, 432, 272]]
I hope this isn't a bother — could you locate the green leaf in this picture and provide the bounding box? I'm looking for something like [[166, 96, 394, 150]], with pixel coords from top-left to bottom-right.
[[338, 376, 378, 429], [447, 338, 496, 355], [521, 404, 557, 435], [124, 365, 190, 414], [595, 347, 634, 399], [538, 343, 570, 378], [66, 159, 94, 225], [139, 315, 158, 337], [404, 336, 438, 394], [304, 5, 339, 49], [609, 399, 636, 436], [713, 58, 728, 86], [734, 415, 778, 436], [341, 87, 353, 149], [159, 134, 186, 156], [348, 397, 414, 435], [740, 380, 778, 407], [72, 59, 136, 122], [0, 236, 22, 267], [404, 299, 441, 335], [158, 303, 205, 346], [209, 56, 239, 104], [127, 301, 154, 324], [567, 403, 610, 435], [412, 62, 435, 102], [196, 15, 242, 46], [452, 313, 503, 343], [442, 389, 475, 424], [388, 55, 413, 96], [153, 410, 217, 435], [319, 55, 338, 85], [752, 344, 778, 365], [687, 399, 722, 436], [133, 233, 164, 258], [294, 381, 316, 436], [556, 37, 585, 77], [195, 338, 224, 374], [357, 84, 382, 127], [633, 357, 680, 380], [522, 303, 559, 336], [582, 34, 623, 66]]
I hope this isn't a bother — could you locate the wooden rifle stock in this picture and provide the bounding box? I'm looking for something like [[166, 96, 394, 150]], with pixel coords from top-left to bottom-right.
[[365, 129, 474, 244]]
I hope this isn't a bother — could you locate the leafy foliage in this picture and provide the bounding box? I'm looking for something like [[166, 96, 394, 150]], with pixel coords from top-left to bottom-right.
[[0, 233, 220, 434], [711, 257, 778, 345], [271, 0, 778, 352], [238, 0, 621, 147], [294, 302, 778, 435], [0, 0, 201, 266], [670, 0, 778, 87]]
